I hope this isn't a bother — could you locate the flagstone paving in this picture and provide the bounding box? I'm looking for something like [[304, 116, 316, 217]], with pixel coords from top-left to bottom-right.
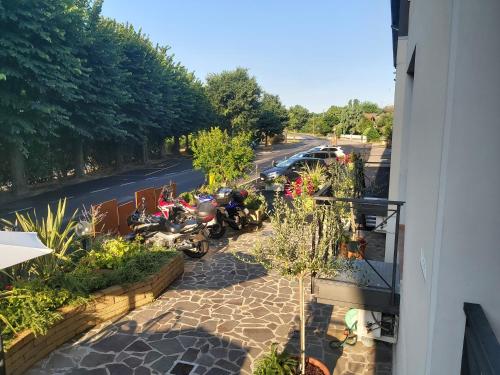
[[28, 224, 392, 375]]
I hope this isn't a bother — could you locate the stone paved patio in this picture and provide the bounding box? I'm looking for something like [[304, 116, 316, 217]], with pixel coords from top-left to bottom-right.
[[28, 223, 392, 375]]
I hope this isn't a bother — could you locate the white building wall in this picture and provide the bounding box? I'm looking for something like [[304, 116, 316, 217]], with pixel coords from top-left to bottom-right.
[[394, 0, 453, 373], [425, 0, 500, 373], [385, 37, 408, 263], [392, 0, 500, 374]]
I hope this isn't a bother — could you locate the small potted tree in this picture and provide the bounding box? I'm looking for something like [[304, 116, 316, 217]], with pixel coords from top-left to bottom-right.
[[248, 192, 350, 375]]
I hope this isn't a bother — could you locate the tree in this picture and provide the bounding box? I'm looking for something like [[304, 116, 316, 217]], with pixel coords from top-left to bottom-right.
[[364, 126, 381, 142], [205, 68, 261, 133], [69, 3, 131, 175], [323, 105, 342, 129], [248, 192, 348, 374], [336, 99, 363, 136], [304, 114, 330, 135], [0, 0, 84, 192], [191, 127, 254, 186], [0, 0, 221, 193], [356, 117, 374, 135], [287, 105, 311, 132], [256, 93, 288, 145], [376, 112, 394, 146], [359, 101, 381, 113]]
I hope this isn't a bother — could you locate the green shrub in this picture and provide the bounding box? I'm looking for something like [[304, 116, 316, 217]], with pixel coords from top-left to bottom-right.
[[0, 238, 177, 345], [65, 238, 176, 293], [0, 280, 80, 343], [363, 126, 381, 142], [254, 343, 298, 375]]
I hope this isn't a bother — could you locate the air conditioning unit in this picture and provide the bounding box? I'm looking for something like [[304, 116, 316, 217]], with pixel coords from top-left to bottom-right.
[[352, 309, 398, 344]]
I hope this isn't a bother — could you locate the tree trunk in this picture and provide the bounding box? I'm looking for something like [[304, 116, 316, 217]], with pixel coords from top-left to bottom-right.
[[9, 144, 27, 194], [160, 138, 169, 158], [141, 137, 148, 165], [264, 134, 268, 147], [74, 138, 85, 178], [115, 144, 124, 171], [184, 134, 189, 152], [299, 276, 306, 375], [173, 135, 180, 155]]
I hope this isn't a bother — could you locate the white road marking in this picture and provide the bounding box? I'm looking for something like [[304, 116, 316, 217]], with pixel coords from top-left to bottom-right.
[[120, 181, 136, 186], [145, 162, 180, 176], [90, 187, 109, 194], [7, 206, 33, 214]]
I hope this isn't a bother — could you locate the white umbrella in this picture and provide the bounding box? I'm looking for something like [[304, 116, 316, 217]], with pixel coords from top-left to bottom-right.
[[0, 231, 53, 270], [0, 231, 52, 375]]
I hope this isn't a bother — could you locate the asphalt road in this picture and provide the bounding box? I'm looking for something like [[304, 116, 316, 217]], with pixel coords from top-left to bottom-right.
[[0, 135, 328, 221]]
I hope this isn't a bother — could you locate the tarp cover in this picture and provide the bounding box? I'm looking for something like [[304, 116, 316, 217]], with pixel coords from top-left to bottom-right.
[[0, 231, 53, 269]]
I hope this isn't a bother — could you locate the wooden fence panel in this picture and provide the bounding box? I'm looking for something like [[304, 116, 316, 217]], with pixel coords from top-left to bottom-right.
[[117, 201, 135, 236], [91, 199, 119, 235], [135, 188, 156, 214]]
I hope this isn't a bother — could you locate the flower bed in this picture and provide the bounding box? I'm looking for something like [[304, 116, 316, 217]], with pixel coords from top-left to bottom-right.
[[4, 253, 183, 375]]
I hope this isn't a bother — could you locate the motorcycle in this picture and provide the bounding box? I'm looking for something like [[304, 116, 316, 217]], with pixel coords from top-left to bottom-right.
[[215, 187, 250, 230], [126, 197, 212, 258], [157, 186, 226, 239]]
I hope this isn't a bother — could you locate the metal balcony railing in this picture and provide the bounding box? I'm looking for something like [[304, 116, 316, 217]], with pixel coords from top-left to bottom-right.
[[461, 303, 500, 375], [312, 184, 404, 314]]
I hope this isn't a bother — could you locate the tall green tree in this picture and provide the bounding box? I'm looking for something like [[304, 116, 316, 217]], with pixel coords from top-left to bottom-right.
[[336, 99, 363, 136], [287, 105, 311, 132], [205, 68, 261, 133], [0, 0, 84, 192], [256, 93, 288, 145], [359, 101, 381, 113]]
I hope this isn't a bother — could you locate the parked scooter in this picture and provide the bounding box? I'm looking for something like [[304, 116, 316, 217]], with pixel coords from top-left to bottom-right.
[[126, 197, 211, 258], [156, 186, 226, 239], [215, 187, 250, 230]]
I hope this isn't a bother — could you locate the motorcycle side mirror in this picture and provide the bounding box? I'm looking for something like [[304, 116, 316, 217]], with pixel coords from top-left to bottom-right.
[[272, 160, 277, 167]]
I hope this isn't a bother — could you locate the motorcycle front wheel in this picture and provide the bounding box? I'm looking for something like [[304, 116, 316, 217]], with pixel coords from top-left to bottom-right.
[[182, 239, 209, 258], [208, 222, 226, 239]]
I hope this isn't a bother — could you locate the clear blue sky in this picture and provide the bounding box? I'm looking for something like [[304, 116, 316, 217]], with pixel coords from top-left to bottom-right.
[[101, 0, 395, 113]]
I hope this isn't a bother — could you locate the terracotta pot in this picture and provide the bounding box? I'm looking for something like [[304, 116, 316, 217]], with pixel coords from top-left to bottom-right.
[[293, 356, 330, 375], [346, 238, 367, 260], [338, 242, 349, 258], [306, 356, 330, 375]]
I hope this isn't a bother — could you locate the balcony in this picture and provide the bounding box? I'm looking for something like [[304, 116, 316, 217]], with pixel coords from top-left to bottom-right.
[[312, 184, 404, 344]]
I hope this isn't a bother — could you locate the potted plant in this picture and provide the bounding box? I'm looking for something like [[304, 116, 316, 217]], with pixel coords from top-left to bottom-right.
[[254, 343, 332, 375], [254, 343, 298, 375], [346, 237, 367, 260], [247, 192, 349, 375]]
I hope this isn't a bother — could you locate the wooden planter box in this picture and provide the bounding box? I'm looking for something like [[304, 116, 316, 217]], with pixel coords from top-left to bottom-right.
[[4, 254, 184, 375]]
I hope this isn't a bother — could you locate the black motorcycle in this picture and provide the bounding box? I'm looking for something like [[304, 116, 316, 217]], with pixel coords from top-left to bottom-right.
[[215, 188, 250, 230]]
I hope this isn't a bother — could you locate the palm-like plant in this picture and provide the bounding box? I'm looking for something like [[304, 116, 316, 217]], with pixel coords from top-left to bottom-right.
[[10, 199, 78, 281]]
